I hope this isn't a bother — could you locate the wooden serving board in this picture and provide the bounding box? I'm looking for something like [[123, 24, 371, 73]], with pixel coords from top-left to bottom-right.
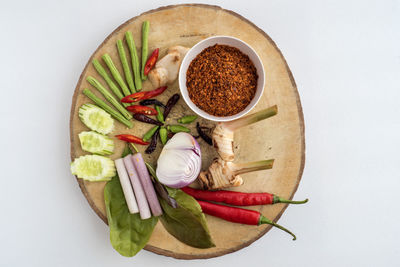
[[70, 4, 305, 259]]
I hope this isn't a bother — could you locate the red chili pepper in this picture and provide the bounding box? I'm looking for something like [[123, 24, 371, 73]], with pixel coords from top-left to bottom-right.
[[115, 134, 150, 145], [197, 200, 296, 240], [126, 105, 158, 115], [121, 86, 168, 103], [181, 187, 308, 206], [144, 48, 159, 75]]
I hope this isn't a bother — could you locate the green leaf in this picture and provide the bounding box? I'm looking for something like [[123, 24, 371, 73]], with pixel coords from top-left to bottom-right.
[[104, 144, 158, 257], [159, 188, 215, 248]]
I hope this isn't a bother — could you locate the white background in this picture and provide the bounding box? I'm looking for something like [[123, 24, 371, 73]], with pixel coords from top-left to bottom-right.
[[1, 0, 399, 266]]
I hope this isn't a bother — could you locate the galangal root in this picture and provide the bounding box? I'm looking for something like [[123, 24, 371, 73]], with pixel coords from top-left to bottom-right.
[[196, 105, 278, 189], [197, 158, 274, 190]]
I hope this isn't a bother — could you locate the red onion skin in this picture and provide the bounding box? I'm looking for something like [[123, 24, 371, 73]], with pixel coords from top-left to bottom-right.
[[131, 153, 163, 216], [123, 155, 151, 219]]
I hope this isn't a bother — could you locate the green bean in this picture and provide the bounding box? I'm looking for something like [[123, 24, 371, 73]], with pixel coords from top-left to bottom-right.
[[143, 126, 160, 142], [159, 127, 167, 145], [125, 31, 142, 91], [117, 40, 135, 94], [92, 59, 127, 107], [167, 125, 190, 133], [141, 21, 150, 80], [82, 88, 133, 128], [102, 54, 130, 97], [86, 76, 132, 120], [155, 106, 164, 123], [178, 115, 198, 124]]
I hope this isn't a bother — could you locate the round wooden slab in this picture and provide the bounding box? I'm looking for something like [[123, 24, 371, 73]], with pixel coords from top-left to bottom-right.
[[70, 4, 305, 259]]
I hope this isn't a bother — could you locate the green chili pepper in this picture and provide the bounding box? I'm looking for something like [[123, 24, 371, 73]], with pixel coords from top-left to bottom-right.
[[159, 127, 168, 145], [143, 126, 160, 142], [155, 106, 165, 123], [167, 125, 190, 133], [178, 115, 198, 124], [141, 21, 150, 80]]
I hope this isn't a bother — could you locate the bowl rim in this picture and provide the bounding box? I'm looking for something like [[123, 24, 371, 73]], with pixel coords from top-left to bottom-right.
[[179, 35, 265, 122]]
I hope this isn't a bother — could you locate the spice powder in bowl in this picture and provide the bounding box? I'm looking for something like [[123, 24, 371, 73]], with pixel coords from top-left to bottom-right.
[[186, 44, 258, 117]]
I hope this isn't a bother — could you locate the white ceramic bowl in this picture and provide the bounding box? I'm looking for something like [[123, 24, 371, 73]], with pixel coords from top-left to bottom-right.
[[179, 36, 265, 122]]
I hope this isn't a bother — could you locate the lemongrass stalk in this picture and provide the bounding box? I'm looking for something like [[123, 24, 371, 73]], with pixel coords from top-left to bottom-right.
[[229, 159, 274, 175], [92, 59, 127, 106], [125, 31, 142, 91], [223, 105, 278, 132], [212, 105, 278, 162], [117, 40, 136, 93], [86, 76, 132, 120], [141, 21, 150, 80], [82, 88, 133, 128], [102, 54, 131, 96]]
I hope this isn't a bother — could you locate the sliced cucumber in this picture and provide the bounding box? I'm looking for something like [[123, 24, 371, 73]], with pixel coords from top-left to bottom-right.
[[79, 104, 114, 135], [71, 155, 116, 181], [78, 131, 114, 155]]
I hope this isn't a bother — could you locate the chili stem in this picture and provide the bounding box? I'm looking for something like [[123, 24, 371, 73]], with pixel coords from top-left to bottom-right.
[[129, 143, 139, 153], [223, 105, 278, 132], [230, 159, 274, 175], [259, 215, 296, 240], [273, 196, 309, 204]]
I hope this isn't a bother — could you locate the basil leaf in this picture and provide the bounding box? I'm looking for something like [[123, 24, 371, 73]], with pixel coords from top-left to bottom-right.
[[104, 145, 158, 257], [159, 188, 215, 248]]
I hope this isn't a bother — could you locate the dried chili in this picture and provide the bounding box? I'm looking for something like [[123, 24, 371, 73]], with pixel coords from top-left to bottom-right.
[[196, 122, 212, 145], [186, 44, 258, 116], [163, 93, 180, 119], [139, 99, 166, 108], [145, 128, 159, 154], [132, 114, 163, 126]]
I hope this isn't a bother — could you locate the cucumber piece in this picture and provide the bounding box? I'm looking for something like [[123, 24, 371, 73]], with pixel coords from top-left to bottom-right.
[[79, 104, 114, 135], [78, 131, 114, 155], [71, 155, 116, 181]]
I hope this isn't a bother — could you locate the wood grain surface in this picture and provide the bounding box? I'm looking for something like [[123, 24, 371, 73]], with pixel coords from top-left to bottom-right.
[[69, 4, 305, 259]]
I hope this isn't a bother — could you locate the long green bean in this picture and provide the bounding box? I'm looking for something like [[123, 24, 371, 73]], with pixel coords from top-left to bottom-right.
[[141, 21, 150, 80], [86, 76, 132, 120], [125, 31, 142, 91], [92, 59, 126, 104], [117, 40, 135, 94], [82, 88, 133, 128], [102, 54, 131, 97]]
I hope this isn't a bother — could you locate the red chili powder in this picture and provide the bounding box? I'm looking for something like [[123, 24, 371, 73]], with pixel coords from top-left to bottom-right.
[[186, 44, 258, 117]]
